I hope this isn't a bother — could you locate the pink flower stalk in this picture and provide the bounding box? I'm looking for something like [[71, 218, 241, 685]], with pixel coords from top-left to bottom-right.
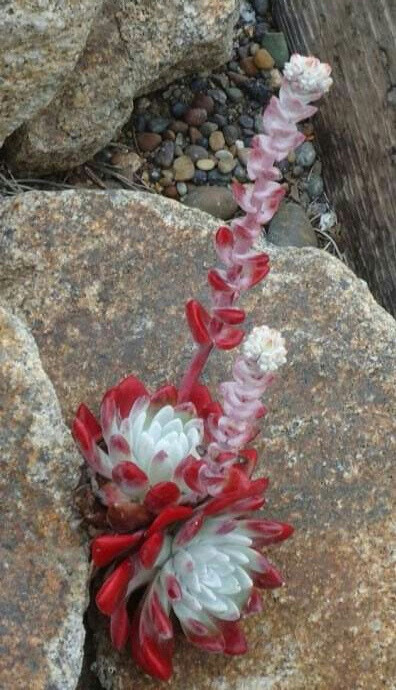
[[179, 54, 332, 404], [72, 53, 332, 681]]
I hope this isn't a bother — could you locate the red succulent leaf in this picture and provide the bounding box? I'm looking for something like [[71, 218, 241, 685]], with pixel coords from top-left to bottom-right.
[[139, 532, 165, 569], [144, 481, 181, 514], [187, 382, 213, 416], [213, 326, 245, 350], [92, 532, 143, 567], [239, 448, 258, 476], [212, 307, 246, 325], [102, 375, 148, 420], [74, 403, 102, 442], [174, 512, 205, 547], [145, 505, 194, 538], [150, 384, 178, 407], [219, 620, 247, 655], [112, 461, 148, 490], [96, 558, 133, 616], [243, 588, 263, 616], [185, 299, 211, 345], [203, 477, 268, 516], [207, 269, 233, 293]]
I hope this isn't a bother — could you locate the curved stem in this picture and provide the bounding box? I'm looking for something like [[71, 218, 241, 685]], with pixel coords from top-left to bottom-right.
[[177, 344, 213, 403]]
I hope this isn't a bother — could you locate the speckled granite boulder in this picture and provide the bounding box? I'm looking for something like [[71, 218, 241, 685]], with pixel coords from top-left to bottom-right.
[[5, 0, 239, 173], [0, 0, 102, 147], [0, 191, 395, 689], [0, 305, 89, 689]]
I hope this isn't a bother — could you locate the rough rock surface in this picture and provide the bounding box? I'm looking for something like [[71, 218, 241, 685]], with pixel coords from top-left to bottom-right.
[[5, 0, 239, 173], [0, 191, 395, 689], [0, 305, 89, 689], [0, 0, 102, 148]]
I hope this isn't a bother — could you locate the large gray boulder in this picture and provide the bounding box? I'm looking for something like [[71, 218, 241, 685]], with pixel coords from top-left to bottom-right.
[[0, 305, 89, 689], [4, 0, 239, 173], [0, 190, 395, 688], [0, 0, 102, 147]]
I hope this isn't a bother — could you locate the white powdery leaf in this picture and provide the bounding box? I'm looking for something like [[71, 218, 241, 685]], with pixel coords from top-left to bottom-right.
[[243, 325, 287, 373], [283, 53, 333, 97]]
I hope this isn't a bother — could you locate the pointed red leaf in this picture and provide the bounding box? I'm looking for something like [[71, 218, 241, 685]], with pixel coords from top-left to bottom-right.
[[185, 299, 211, 345], [150, 384, 178, 407], [92, 532, 143, 567], [220, 621, 247, 655], [188, 382, 213, 415], [212, 307, 246, 324], [96, 558, 133, 616], [145, 505, 194, 538], [114, 375, 148, 418], [144, 481, 180, 514], [214, 326, 245, 350], [139, 532, 165, 569], [110, 601, 130, 650], [112, 461, 148, 490], [208, 269, 232, 292]]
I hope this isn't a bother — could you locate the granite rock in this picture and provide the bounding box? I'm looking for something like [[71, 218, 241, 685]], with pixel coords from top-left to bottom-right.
[[0, 190, 395, 689], [5, 0, 239, 173], [0, 0, 101, 148], [0, 305, 89, 689]]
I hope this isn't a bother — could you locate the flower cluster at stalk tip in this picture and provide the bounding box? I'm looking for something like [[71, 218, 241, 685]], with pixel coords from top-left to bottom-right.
[[72, 53, 332, 681]]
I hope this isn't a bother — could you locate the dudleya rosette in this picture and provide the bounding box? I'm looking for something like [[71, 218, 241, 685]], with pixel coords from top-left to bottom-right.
[[72, 51, 332, 681]]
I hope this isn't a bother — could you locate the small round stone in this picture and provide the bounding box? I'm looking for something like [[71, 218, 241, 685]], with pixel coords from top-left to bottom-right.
[[190, 77, 208, 93], [176, 182, 188, 196], [146, 116, 170, 134], [183, 108, 208, 127], [240, 56, 258, 77], [155, 140, 175, 168], [295, 141, 317, 168], [237, 147, 250, 167], [212, 113, 228, 128], [191, 93, 215, 114], [171, 102, 188, 119], [185, 145, 209, 163], [189, 126, 202, 144], [193, 170, 208, 185], [209, 130, 226, 152], [253, 0, 269, 15], [254, 114, 264, 133], [134, 114, 147, 132], [234, 163, 248, 181], [218, 157, 236, 174], [254, 48, 275, 70], [215, 149, 233, 161], [170, 120, 189, 134], [270, 68, 282, 89], [196, 158, 216, 171], [223, 124, 240, 146], [244, 80, 271, 105], [260, 32, 289, 69], [173, 155, 195, 181], [137, 132, 162, 152], [200, 122, 218, 137], [149, 169, 161, 182], [208, 88, 227, 105], [239, 114, 254, 129], [306, 175, 324, 199], [164, 185, 178, 199], [250, 42, 260, 56], [226, 87, 244, 102]]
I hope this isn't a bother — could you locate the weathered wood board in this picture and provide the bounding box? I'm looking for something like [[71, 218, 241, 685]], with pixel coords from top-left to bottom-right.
[[274, 0, 396, 315]]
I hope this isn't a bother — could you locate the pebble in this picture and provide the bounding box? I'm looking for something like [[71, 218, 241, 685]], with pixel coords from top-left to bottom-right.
[[244, 80, 271, 105], [164, 185, 179, 199], [254, 114, 264, 133], [229, 71, 249, 87], [218, 157, 236, 174], [170, 120, 189, 134], [189, 126, 202, 144], [183, 186, 238, 220], [234, 163, 248, 181], [295, 141, 317, 167], [208, 88, 227, 105], [149, 169, 161, 182], [226, 87, 244, 102], [190, 77, 208, 93], [293, 165, 303, 177], [261, 32, 289, 69], [306, 174, 324, 199], [208, 169, 232, 186], [215, 149, 234, 161], [213, 114, 228, 128], [175, 132, 185, 146], [249, 43, 260, 56], [212, 73, 229, 90], [223, 124, 240, 146], [254, 48, 275, 70], [137, 132, 162, 152], [134, 114, 147, 132], [176, 182, 188, 196], [184, 108, 208, 126], [196, 158, 216, 171], [209, 130, 225, 152], [237, 147, 250, 166], [239, 114, 254, 129], [267, 202, 318, 247], [147, 116, 170, 134], [253, 0, 269, 15], [191, 93, 215, 114], [193, 170, 208, 185], [173, 155, 195, 181], [171, 102, 188, 119], [155, 140, 175, 168], [200, 122, 218, 137], [185, 145, 209, 163], [270, 68, 282, 89], [110, 151, 142, 175], [240, 56, 258, 77], [159, 170, 174, 187], [163, 129, 176, 141]]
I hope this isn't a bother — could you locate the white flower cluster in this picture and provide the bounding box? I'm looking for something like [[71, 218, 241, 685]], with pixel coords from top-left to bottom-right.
[[283, 54, 333, 97], [243, 325, 287, 373]]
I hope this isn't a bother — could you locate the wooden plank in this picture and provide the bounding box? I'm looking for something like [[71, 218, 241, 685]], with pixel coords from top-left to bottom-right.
[[274, 0, 396, 314]]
